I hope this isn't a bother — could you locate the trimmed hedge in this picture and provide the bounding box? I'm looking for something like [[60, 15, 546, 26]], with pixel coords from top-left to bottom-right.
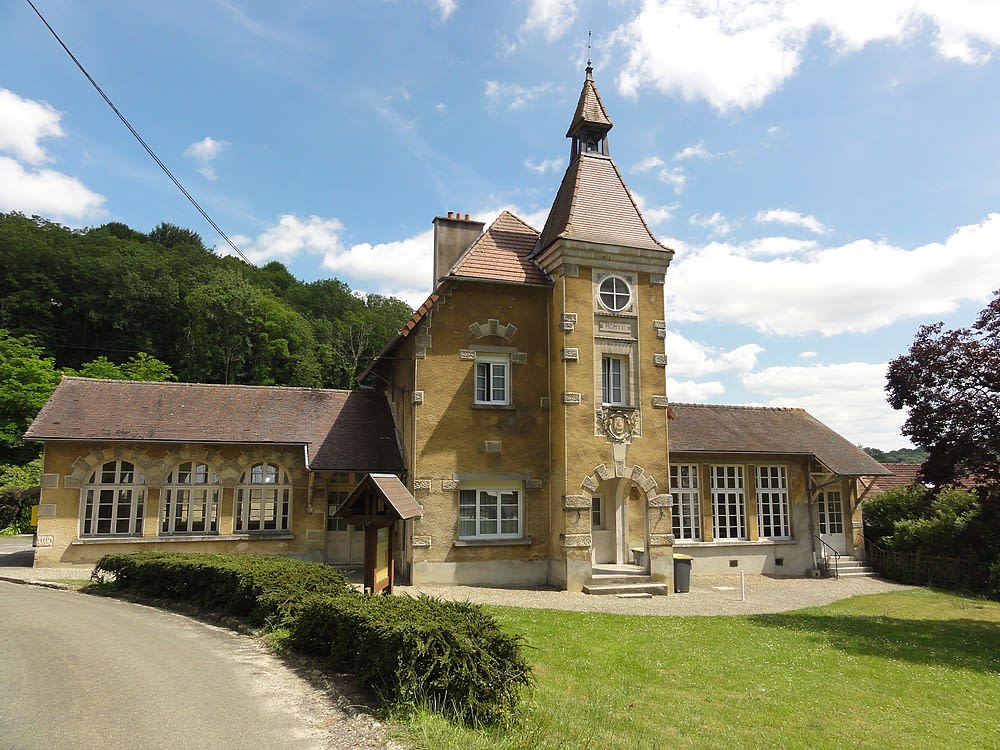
[[290, 592, 531, 725], [93, 551, 352, 625], [92, 552, 532, 725]]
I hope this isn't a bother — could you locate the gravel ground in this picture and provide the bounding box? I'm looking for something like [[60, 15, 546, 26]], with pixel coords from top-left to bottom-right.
[[396, 574, 916, 615]]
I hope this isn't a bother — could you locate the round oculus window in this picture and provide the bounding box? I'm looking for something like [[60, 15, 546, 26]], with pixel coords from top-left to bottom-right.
[[599, 276, 631, 312]]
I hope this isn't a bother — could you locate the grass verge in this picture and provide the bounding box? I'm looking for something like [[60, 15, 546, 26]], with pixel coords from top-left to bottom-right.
[[395, 589, 1000, 750]]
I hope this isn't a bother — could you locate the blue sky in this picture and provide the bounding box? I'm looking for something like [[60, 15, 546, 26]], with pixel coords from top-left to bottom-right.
[[3, 1, 1000, 450]]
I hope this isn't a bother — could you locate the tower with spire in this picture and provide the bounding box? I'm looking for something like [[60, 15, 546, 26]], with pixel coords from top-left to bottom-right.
[[367, 64, 675, 592], [534, 64, 675, 590]]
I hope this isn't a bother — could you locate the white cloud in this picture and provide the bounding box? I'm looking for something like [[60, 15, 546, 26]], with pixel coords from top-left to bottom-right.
[[631, 191, 677, 226], [324, 229, 434, 305], [524, 157, 563, 174], [657, 166, 686, 193], [184, 136, 228, 162], [799, 351, 817, 359], [689, 211, 734, 236], [632, 155, 665, 173], [616, 1, 1000, 111], [434, 0, 457, 21], [740, 236, 817, 256], [521, 0, 577, 41], [198, 166, 217, 182], [664, 330, 763, 377], [741, 361, 905, 448], [220, 214, 346, 264], [673, 141, 732, 161], [0, 89, 63, 164], [756, 208, 828, 234], [484, 81, 553, 110], [0, 156, 105, 220], [667, 378, 725, 402], [667, 212, 1000, 335]]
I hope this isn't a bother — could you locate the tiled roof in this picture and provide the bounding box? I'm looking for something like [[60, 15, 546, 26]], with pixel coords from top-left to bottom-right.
[[450, 210, 550, 285], [667, 403, 891, 477], [566, 66, 612, 136], [336, 473, 423, 521], [537, 153, 672, 255], [25, 377, 404, 473], [868, 463, 924, 494]]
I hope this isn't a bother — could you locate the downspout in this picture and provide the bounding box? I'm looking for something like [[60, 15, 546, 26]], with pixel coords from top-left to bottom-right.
[[805, 460, 817, 569]]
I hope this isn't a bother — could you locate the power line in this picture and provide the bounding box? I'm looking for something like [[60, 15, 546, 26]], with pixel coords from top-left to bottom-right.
[[25, 0, 253, 266]]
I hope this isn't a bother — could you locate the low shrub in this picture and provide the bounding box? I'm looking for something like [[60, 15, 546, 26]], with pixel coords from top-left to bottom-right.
[[93, 552, 532, 725], [93, 551, 352, 625], [291, 593, 532, 726]]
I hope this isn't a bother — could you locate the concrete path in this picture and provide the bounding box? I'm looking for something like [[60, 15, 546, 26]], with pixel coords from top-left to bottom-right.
[[0, 581, 399, 750]]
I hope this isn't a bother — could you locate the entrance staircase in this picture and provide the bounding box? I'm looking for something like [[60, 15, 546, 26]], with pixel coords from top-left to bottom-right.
[[583, 564, 670, 596], [824, 554, 877, 578]]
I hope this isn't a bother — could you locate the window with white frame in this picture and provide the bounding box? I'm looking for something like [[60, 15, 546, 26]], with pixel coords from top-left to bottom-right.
[[81, 460, 145, 536], [458, 483, 522, 539], [818, 490, 844, 535], [160, 461, 219, 534], [235, 462, 291, 532], [711, 465, 746, 539], [598, 275, 631, 312], [670, 464, 701, 540], [327, 490, 348, 532], [601, 355, 626, 405], [756, 466, 790, 539], [474, 354, 509, 405]]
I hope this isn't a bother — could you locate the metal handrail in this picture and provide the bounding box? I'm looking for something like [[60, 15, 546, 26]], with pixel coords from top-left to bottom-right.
[[815, 535, 841, 578]]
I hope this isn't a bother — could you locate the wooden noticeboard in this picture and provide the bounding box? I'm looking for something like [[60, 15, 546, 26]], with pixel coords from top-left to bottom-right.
[[332, 473, 422, 595]]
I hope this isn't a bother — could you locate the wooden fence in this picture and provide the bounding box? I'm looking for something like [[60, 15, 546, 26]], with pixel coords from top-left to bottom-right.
[[868, 543, 992, 593]]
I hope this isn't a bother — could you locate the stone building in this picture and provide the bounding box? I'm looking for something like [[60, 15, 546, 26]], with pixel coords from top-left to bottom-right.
[[26, 66, 888, 591]]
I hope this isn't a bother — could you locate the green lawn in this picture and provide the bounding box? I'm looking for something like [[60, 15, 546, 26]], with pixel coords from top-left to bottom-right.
[[395, 590, 1000, 750]]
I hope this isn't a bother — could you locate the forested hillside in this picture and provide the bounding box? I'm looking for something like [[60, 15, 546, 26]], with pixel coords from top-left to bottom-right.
[[0, 212, 412, 389]]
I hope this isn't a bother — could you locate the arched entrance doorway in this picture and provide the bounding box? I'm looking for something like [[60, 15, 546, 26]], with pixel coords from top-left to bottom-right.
[[590, 477, 647, 566]]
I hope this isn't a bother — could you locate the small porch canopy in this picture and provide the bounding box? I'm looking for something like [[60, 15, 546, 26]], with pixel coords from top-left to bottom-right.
[[333, 473, 422, 594]]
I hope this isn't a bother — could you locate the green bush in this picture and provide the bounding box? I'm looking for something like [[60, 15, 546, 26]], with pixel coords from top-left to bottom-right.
[[92, 552, 532, 725], [290, 593, 532, 726], [93, 551, 352, 624]]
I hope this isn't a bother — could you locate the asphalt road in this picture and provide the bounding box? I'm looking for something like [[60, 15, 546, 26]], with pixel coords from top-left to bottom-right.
[[0, 582, 390, 750]]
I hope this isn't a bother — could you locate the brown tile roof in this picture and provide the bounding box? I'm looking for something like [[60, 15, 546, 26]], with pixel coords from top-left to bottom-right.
[[566, 66, 612, 136], [667, 403, 891, 477], [336, 473, 422, 521], [25, 377, 403, 473], [450, 210, 550, 285], [869, 463, 924, 494], [537, 153, 673, 255]]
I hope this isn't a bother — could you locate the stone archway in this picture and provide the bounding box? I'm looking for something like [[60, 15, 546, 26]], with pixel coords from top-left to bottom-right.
[[560, 463, 675, 590]]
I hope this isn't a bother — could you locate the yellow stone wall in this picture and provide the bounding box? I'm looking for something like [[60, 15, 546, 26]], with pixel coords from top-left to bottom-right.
[[32, 441, 327, 568], [391, 282, 552, 583]]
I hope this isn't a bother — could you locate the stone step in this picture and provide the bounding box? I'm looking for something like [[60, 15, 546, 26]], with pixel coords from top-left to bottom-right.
[[583, 582, 670, 596]]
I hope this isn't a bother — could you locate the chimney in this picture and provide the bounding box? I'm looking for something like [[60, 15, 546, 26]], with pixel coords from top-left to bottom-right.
[[431, 212, 485, 286]]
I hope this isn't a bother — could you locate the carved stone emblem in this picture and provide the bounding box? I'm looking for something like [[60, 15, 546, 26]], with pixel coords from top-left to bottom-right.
[[597, 407, 639, 443]]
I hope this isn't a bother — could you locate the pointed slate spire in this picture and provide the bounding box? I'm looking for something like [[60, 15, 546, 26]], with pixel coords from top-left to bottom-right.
[[566, 63, 613, 157], [536, 66, 672, 259]]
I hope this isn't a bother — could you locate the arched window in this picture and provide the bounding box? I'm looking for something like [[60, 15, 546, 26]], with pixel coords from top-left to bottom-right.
[[81, 460, 145, 536], [235, 462, 291, 532], [161, 461, 219, 535]]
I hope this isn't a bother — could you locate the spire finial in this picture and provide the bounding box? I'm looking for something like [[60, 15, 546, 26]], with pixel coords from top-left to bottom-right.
[[586, 29, 593, 75]]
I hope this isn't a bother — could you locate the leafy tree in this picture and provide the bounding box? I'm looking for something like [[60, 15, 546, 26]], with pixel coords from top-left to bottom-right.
[[65, 352, 175, 381], [886, 290, 1000, 487], [181, 270, 265, 384], [0, 330, 59, 464], [863, 484, 930, 546], [0, 458, 42, 533]]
